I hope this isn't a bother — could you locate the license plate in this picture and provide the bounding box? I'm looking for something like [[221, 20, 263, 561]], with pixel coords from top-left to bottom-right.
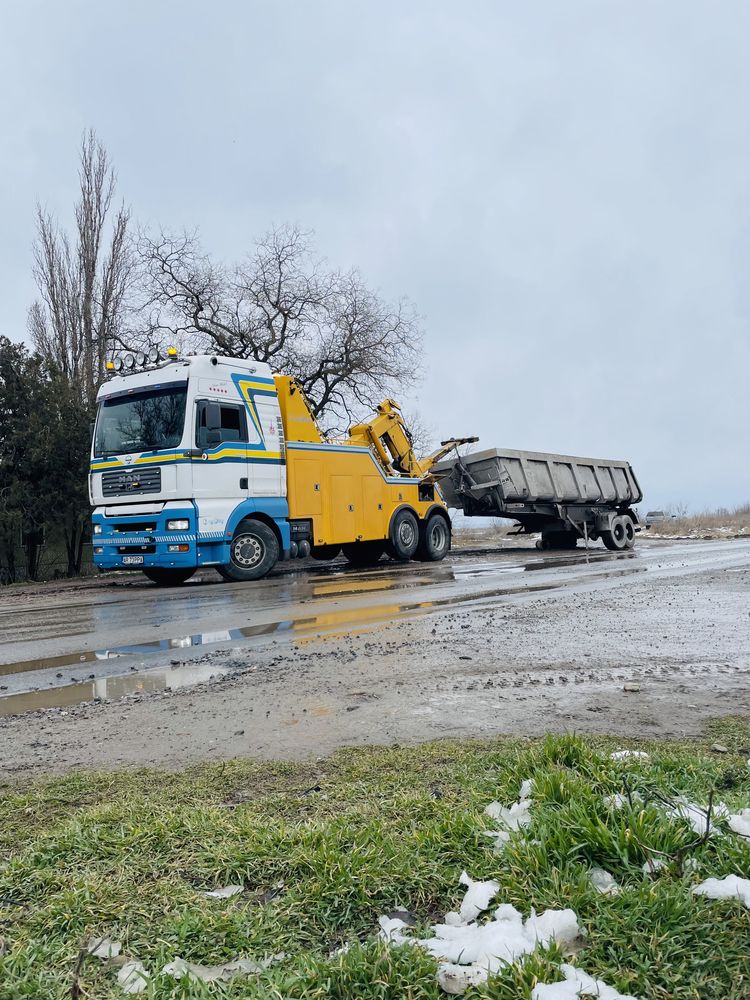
[[122, 555, 144, 565]]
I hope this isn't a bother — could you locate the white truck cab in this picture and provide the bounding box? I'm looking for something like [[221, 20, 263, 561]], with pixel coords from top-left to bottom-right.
[[90, 354, 290, 584]]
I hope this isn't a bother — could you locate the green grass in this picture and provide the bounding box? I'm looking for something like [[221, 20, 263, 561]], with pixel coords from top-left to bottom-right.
[[1, 722, 749, 998]]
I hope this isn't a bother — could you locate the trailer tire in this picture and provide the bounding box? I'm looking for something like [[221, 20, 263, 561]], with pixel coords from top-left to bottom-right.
[[218, 519, 279, 581], [387, 509, 420, 560], [602, 516, 628, 551], [142, 568, 195, 586], [623, 516, 636, 549], [310, 544, 341, 561], [342, 541, 385, 566], [416, 513, 451, 561]]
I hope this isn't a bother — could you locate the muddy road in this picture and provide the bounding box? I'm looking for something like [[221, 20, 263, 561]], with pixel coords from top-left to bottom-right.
[[1, 538, 749, 776]]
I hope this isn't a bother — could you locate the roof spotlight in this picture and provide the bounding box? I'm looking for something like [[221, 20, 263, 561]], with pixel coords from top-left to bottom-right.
[[123, 353, 136, 370], [113, 356, 124, 373], [148, 346, 160, 364], [136, 351, 147, 367]]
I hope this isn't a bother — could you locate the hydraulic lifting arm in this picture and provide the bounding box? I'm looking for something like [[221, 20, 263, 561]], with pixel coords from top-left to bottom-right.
[[347, 399, 477, 479]]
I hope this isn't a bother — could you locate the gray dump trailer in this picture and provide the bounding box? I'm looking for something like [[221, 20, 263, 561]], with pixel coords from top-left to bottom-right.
[[433, 447, 643, 550]]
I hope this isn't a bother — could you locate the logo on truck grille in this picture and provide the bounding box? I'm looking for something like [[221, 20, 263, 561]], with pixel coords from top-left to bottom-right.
[[101, 466, 161, 497]]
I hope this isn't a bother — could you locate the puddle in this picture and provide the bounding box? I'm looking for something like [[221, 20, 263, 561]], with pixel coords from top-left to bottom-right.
[[0, 660, 231, 716], [0, 560, 651, 716]]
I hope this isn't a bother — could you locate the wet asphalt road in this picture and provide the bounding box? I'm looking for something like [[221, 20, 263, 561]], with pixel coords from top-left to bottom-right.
[[1, 537, 749, 717]]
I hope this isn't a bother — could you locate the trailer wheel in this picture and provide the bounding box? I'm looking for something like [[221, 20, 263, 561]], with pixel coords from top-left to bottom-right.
[[218, 519, 279, 581], [602, 516, 628, 551], [342, 541, 385, 566], [623, 516, 636, 549], [142, 568, 195, 586], [387, 509, 420, 560], [416, 513, 451, 561]]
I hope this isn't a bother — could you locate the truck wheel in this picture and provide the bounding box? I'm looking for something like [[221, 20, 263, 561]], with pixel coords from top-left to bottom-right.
[[218, 520, 279, 581], [387, 509, 420, 560], [142, 568, 195, 586], [623, 516, 636, 549], [602, 516, 627, 551], [416, 513, 451, 561], [310, 544, 341, 561], [342, 541, 385, 566]]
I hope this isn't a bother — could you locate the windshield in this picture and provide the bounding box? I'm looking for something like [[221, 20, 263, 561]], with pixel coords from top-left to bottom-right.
[[94, 384, 187, 457]]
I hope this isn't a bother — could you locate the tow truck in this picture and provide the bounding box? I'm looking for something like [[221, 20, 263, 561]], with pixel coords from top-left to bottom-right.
[[90, 350, 474, 584]]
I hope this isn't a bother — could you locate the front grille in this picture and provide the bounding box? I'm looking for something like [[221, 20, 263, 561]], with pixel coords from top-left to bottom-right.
[[102, 466, 162, 497]]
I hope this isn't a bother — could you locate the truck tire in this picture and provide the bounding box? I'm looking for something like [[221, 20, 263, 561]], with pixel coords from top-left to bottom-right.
[[602, 516, 628, 551], [416, 513, 451, 561], [310, 544, 341, 561], [623, 516, 636, 549], [387, 508, 420, 560], [142, 568, 195, 586], [218, 520, 279, 581], [342, 541, 385, 566]]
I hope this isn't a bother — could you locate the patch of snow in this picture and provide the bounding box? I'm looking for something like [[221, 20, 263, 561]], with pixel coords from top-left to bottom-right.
[[378, 915, 414, 945], [382, 889, 581, 973], [485, 797, 532, 831], [727, 808, 750, 839], [202, 884, 244, 899], [444, 871, 500, 925], [117, 960, 149, 994], [589, 868, 620, 895], [485, 779, 533, 834], [604, 792, 642, 810], [87, 936, 122, 959], [532, 963, 640, 999], [329, 942, 351, 957], [482, 829, 511, 852], [667, 799, 728, 837], [692, 874, 750, 908], [641, 858, 667, 875], [610, 750, 649, 761], [162, 952, 285, 982], [437, 962, 489, 994]]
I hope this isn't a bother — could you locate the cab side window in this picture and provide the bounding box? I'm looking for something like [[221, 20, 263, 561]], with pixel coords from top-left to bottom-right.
[[196, 401, 248, 447]]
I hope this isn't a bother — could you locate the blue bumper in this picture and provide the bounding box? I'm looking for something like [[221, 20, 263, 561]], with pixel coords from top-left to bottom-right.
[[92, 505, 201, 571]]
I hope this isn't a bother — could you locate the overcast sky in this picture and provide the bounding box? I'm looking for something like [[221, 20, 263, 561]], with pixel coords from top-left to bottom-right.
[[2, 1, 749, 510]]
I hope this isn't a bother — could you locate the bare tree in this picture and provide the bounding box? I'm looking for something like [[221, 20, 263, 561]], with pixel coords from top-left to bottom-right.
[[138, 224, 424, 428], [29, 130, 133, 405]]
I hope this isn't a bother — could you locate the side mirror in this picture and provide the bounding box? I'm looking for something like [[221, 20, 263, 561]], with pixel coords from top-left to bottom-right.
[[206, 428, 222, 445], [205, 402, 221, 430]]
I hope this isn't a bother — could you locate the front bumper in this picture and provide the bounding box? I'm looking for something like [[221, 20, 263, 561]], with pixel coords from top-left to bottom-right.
[[92, 504, 200, 571]]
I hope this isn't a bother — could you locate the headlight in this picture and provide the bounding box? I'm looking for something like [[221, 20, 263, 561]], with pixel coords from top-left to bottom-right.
[[166, 519, 190, 531], [93, 524, 102, 535]]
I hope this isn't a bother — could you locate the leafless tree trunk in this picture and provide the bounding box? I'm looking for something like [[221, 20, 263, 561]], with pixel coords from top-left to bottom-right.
[[29, 130, 133, 406], [137, 224, 424, 429]]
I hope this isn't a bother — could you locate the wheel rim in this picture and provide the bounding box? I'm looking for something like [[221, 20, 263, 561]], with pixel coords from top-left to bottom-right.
[[398, 519, 416, 548], [624, 519, 635, 542], [612, 520, 625, 544], [232, 532, 264, 569], [429, 520, 447, 551]]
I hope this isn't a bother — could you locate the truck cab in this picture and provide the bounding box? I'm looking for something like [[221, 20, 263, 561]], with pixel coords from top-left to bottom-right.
[[90, 355, 289, 584]]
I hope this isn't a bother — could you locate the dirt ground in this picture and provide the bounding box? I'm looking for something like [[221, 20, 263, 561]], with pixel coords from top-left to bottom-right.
[[1, 539, 749, 777]]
